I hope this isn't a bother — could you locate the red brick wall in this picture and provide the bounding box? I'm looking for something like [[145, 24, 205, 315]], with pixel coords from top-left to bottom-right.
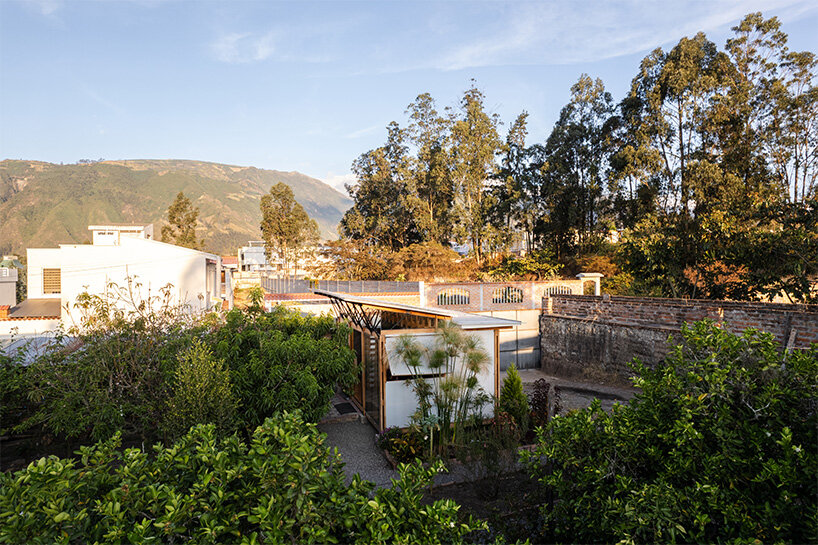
[[544, 294, 818, 348]]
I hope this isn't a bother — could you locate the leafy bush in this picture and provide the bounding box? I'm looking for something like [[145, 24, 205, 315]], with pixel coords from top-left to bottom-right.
[[210, 307, 358, 427], [377, 426, 425, 463], [13, 290, 358, 444], [0, 412, 485, 544], [163, 340, 236, 439], [525, 321, 818, 543], [527, 378, 552, 430], [499, 364, 529, 431]]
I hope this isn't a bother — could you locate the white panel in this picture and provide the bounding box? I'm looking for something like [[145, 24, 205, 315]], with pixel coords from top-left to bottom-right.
[[383, 328, 497, 427], [384, 380, 420, 429], [384, 331, 446, 375]]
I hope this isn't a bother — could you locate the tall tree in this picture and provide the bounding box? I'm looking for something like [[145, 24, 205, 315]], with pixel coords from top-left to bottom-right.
[[451, 83, 502, 265], [404, 94, 455, 244], [260, 183, 319, 276], [535, 75, 615, 259], [341, 122, 418, 250], [161, 191, 203, 250], [491, 111, 535, 252]]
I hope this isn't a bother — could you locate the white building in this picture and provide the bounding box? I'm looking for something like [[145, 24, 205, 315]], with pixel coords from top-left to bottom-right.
[[25, 224, 223, 325]]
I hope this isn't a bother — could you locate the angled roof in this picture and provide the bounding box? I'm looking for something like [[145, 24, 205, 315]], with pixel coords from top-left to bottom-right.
[[312, 289, 520, 330]]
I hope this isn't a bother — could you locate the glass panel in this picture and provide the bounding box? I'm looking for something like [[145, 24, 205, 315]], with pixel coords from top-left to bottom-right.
[[363, 331, 380, 428]]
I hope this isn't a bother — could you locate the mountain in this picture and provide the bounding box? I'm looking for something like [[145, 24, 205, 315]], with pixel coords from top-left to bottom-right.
[[0, 159, 352, 256]]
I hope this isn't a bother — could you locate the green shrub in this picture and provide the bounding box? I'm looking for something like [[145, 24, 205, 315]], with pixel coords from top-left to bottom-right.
[[211, 307, 359, 427], [499, 364, 529, 431], [162, 340, 236, 439], [0, 412, 485, 544], [377, 426, 425, 463], [525, 321, 818, 543], [15, 299, 358, 443]]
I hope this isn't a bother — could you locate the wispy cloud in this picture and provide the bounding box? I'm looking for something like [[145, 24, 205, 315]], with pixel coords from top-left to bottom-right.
[[323, 172, 356, 193], [20, 0, 62, 17], [345, 125, 379, 139], [397, 0, 818, 72], [211, 31, 276, 64], [77, 82, 125, 116]]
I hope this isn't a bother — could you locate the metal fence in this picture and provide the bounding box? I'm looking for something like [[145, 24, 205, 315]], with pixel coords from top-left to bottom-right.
[[262, 276, 420, 294]]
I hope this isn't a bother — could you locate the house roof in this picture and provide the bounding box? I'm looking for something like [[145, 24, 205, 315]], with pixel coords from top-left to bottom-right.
[[9, 298, 61, 318], [312, 289, 520, 330], [222, 256, 238, 266]]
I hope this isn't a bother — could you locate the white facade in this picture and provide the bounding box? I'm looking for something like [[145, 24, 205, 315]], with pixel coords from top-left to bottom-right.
[[382, 328, 498, 429], [27, 225, 222, 325]]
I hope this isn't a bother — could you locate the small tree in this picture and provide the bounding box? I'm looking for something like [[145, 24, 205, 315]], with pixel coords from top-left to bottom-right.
[[499, 363, 529, 431], [260, 183, 320, 275], [160, 191, 203, 249], [163, 340, 236, 439]]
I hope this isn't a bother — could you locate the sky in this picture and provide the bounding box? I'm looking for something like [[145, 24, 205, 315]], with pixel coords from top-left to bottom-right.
[[1, 0, 817, 193]]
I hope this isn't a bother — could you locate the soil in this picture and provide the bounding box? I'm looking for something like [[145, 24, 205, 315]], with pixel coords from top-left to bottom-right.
[[423, 470, 546, 543]]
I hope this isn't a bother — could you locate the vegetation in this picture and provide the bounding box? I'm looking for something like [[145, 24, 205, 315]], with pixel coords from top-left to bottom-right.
[[524, 321, 818, 543], [259, 182, 320, 275], [0, 412, 485, 544], [499, 364, 529, 431], [393, 322, 492, 455], [160, 191, 203, 249], [0, 159, 350, 256], [337, 13, 817, 301], [5, 284, 357, 445]]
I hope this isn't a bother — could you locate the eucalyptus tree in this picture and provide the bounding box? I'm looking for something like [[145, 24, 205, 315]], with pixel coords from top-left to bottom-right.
[[450, 84, 502, 265], [340, 122, 418, 250], [536, 75, 615, 258], [491, 111, 537, 253], [404, 93, 456, 244], [161, 191, 203, 250]]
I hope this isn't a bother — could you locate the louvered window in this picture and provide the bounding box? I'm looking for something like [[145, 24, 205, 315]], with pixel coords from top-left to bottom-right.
[[43, 268, 61, 294]]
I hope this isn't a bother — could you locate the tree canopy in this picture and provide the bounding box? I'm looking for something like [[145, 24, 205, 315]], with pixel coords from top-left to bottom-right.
[[337, 13, 817, 301], [260, 183, 320, 275], [160, 191, 202, 250]]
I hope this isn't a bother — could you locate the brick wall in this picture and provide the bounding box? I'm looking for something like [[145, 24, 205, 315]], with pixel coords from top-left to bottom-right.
[[425, 280, 584, 312], [540, 294, 818, 379]]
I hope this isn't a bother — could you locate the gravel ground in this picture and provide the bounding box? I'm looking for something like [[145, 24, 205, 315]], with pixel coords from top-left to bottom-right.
[[318, 419, 397, 488]]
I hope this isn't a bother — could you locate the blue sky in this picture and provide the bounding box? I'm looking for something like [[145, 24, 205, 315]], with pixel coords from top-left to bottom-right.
[[2, 0, 817, 192]]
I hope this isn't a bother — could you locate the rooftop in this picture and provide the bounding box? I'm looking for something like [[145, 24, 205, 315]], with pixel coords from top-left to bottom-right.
[[313, 289, 520, 330], [7, 298, 61, 319]]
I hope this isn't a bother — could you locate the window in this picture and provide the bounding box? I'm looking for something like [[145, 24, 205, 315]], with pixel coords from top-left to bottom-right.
[[43, 268, 61, 294], [437, 288, 470, 306], [492, 286, 523, 304]]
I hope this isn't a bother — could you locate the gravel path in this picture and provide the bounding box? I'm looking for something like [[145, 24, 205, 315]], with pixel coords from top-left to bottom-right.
[[318, 419, 397, 488]]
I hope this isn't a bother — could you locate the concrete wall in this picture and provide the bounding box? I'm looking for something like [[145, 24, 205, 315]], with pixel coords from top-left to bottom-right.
[[0, 317, 62, 359], [28, 238, 221, 325], [425, 280, 584, 312], [540, 294, 818, 379], [0, 268, 17, 306]]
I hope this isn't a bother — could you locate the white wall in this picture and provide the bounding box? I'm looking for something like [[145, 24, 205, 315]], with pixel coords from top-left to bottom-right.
[[0, 318, 62, 360], [382, 328, 497, 429], [28, 238, 221, 325], [27, 248, 62, 299]]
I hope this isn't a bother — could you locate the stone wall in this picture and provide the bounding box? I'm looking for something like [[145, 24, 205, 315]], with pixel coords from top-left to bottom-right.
[[540, 294, 818, 379]]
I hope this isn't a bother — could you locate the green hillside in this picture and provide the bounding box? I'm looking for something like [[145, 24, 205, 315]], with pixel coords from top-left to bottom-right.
[[0, 159, 352, 255]]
